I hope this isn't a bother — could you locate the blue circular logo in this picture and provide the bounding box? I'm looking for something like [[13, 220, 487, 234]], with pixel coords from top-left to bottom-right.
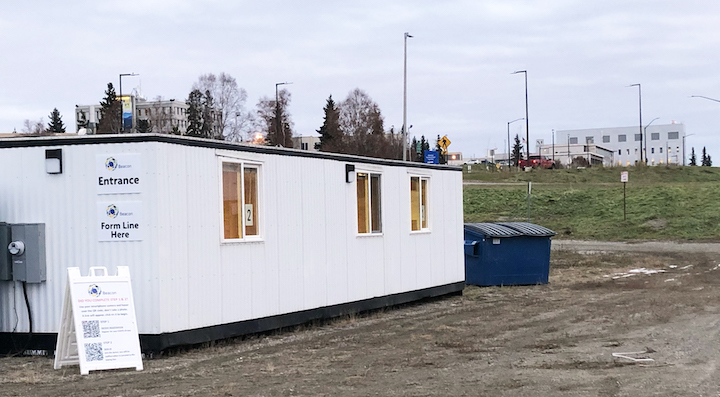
[[88, 284, 101, 297], [106, 157, 117, 171], [106, 204, 118, 218]]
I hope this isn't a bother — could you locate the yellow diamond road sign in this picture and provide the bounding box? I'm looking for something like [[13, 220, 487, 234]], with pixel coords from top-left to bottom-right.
[[439, 135, 451, 150]]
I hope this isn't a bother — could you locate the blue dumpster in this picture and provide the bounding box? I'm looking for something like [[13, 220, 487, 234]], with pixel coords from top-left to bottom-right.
[[464, 222, 556, 286]]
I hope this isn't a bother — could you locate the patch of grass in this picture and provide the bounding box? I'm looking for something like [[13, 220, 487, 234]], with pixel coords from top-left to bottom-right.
[[464, 167, 720, 241]]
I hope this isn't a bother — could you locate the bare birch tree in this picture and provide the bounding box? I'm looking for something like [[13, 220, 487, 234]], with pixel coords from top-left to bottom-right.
[[192, 72, 252, 141]]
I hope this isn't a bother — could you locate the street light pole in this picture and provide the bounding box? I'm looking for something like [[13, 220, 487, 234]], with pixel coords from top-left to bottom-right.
[[690, 95, 720, 103], [403, 32, 413, 161], [119, 73, 138, 133], [689, 95, 720, 166], [644, 117, 659, 163], [682, 133, 695, 166], [275, 82, 291, 147], [512, 70, 529, 159], [507, 118, 524, 167], [629, 84, 643, 164]]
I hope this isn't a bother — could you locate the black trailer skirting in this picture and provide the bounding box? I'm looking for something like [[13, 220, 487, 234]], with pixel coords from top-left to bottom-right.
[[0, 281, 465, 355]]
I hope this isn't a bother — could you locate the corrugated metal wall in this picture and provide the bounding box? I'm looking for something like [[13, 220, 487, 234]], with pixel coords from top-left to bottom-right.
[[0, 138, 464, 335]]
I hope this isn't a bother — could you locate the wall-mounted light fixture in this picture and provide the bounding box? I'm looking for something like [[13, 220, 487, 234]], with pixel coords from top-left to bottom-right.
[[45, 149, 62, 174], [345, 164, 355, 183]]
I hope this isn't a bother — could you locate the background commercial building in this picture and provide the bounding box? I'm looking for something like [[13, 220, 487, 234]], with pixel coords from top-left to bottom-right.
[[556, 123, 686, 166], [76, 97, 198, 135]]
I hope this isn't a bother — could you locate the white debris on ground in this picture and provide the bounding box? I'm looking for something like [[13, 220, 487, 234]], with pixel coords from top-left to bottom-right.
[[602, 263, 720, 280], [604, 268, 667, 279]]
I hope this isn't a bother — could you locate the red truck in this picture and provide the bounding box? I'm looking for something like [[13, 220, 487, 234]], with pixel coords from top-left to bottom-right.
[[519, 155, 556, 169]]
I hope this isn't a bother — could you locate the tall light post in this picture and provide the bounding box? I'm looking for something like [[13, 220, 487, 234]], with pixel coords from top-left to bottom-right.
[[567, 134, 570, 166], [690, 96, 720, 166], [552, 129, 555, 164], [403, 32, 413, 161], [275, 82, 291, 147], [690, 95, 720, 103], [119, 73, 138, 133], [512, 70, 529, 158], [683, 133, 695, 166], [644, 117, 659, 163], [628, 84, 643, 164], [507, 118, 524, 167]]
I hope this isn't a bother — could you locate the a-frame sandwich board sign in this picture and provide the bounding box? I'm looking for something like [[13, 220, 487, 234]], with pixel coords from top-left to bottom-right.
[[54, 266, 143, 375]]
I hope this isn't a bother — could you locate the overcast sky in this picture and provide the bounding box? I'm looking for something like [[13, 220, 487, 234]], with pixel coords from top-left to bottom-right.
[[2, 0, 720, 161]]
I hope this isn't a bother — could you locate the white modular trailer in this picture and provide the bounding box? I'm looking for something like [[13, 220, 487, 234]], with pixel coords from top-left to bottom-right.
[[0, 134, 464, 352]]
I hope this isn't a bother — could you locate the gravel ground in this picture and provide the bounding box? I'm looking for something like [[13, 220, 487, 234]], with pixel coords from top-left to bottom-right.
[[2, 245, 720, 396]]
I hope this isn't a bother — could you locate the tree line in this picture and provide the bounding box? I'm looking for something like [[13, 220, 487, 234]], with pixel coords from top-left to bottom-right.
[[689, 147, 712, 166], [18, 108, 66, 135], [86, 73, 424, 160]]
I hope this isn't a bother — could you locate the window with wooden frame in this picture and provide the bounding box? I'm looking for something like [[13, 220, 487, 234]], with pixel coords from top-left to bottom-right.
[[357, 172, 382, 234], [410, 176, 429, 231], [222, 161, 260, 240]]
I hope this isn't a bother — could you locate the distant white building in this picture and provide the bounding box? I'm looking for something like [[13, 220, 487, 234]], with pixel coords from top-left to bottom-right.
[[76, 97, 220, 136], [292, 136, 320, 151], [556, 123, 686, 166], [538, 143, 615, 167]]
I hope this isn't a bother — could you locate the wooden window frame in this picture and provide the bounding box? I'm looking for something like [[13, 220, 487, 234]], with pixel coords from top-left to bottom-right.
[[220, 159, 262, 242], [356, 172, 382, 235], [410, 175, 430, 232]]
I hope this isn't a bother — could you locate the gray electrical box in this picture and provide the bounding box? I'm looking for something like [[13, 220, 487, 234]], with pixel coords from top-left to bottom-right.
[[10, 223, 46, 283], [0, 223, 11, 280]]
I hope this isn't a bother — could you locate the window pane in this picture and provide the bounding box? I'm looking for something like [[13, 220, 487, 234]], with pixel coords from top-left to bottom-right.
[[410, 177, 420, 231], [421, 179, 428, 229], [244, 167, 259, 236], [357, 173, 369, 233], [618, 134, 626, 142], [370, 174, 382, 233], [222, 163, 242, 239]]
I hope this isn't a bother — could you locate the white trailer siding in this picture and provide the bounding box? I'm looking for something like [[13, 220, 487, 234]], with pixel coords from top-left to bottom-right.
[[0, 135, 463, 351]]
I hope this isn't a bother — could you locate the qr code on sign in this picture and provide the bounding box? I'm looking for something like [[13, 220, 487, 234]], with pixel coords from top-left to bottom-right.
[[84, 342, 104, 362], [82, 320, 100, 338]]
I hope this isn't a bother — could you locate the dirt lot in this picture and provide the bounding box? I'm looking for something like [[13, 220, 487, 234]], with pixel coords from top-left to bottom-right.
[[3, 245, 720, 396]]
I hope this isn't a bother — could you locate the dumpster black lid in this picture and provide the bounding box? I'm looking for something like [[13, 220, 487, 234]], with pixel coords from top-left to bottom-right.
[[464, 223, 524, 238], [497, 222, 557, 237]]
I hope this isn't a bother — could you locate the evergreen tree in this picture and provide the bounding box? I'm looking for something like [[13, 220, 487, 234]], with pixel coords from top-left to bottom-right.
[[201, 90, 216, 139], [690, 147, 697, 166], [511, 134, 524, 167], [702, 147, 709, 166], [97, 83, 121, 134], [317, 95, 344, 152], [707, 155, 712, 167], [136, 119, 152, 133], [47, 108, 66, 133], [418, 135, 429, 162], [257, 89, 293, 147], [186, 89, 204, 137]]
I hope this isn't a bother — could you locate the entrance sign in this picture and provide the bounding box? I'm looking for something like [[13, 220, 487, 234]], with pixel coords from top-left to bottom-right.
[[54, 267, 143, 375], [96, 153, 143, 195], [97, 201, 143, 242]]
